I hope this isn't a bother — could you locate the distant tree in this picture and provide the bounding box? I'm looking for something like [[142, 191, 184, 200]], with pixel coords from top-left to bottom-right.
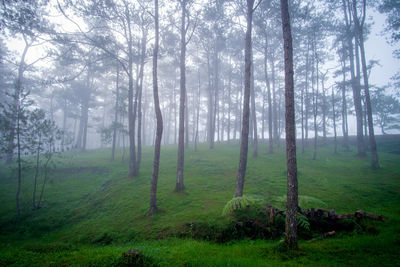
[[176, 0, 196, 192], [149, 0, 163, 215], [280, 0, 298, 250], [0, 0, 52, 164], [26, 109, 62, 210], [371, 88, 400, 134], [0, 85, 32, 216], [35, 120, 62, 209]]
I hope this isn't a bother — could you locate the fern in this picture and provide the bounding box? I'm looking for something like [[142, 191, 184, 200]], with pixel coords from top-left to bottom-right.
[[222, 195, 264, 216], [297, 213, 310, 231]]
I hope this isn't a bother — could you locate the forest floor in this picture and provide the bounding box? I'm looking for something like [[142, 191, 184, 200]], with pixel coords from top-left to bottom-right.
[[0, 135, 399, 266]]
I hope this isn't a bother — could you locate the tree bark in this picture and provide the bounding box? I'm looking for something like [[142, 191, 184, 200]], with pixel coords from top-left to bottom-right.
[[234, 0, 254, 197], [304, 38, 310, 150], [332, 86, 338, 154], [352, 0, 379, 168], [7, 41, 30, 165], [281, 0, 298, 250], [137, 29, 147, 170], [343, 0, 365, 157], [340, 46, 350, 151], [194, 66, 201, 151], [33, 133, 41, 209], [264, 38, 273, 154], [111, 63, 120, 161], [149, 0, 163, 215], [312, 35, 318, 161], [127, 8, 138, 177], [176, 0, 187, 192], [250, 50, 258, 157]]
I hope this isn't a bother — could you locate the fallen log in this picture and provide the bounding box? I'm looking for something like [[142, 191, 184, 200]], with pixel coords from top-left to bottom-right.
[[265, 204, 386, 234]]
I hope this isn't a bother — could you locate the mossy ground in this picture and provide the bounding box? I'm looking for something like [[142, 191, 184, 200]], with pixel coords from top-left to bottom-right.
[[0, 136, 399, 266]]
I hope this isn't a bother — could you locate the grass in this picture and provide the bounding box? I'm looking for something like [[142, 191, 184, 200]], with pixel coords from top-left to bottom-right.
[[0, 135, 400, 266]]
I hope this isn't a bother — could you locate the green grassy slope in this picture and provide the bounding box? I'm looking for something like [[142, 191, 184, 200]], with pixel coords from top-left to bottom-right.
[[0, 136, 399, 266]]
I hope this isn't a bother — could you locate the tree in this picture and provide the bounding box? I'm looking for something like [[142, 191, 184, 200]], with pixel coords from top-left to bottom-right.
[[342, 0, 366, 157], [27, 110, 62, 209], [234, 0, 259, 197], [176, 0, 195, 192], [281, 0, 298, 249], [0, 0, 52, 164], [149, 0, 163, 215], [371, 87, 400, 134], [378, 0, 400, 50], [352, 0, 379, 168]]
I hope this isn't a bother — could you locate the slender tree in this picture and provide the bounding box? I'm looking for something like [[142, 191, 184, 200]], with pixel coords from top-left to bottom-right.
[[352, 0, 379, 168], [176, 0, 188, 192], [234, 0, 259, 197], [281, 0, 298, 249], [149, 0, 163, 215]]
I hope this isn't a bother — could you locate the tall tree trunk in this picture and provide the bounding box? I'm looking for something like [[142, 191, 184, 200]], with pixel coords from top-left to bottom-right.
[[321, 73, 327, 142], [304, 38, 310, 150], [61, 98, 67, 151], [234, 0, 254, 197], [250, 51, 258, 157], [227, 59, 232, 142], [127, 20, 138, 177], [234, 87, 239, 140], [304, 41, 310, 149], [33, 133, 41, 209], [149, 0, 163, 215], [343, 0, 365, 157], [340, 47, 350, 151], [176, 0, 187, 192], [332, 86, 338, 154], [137, 30, 147, 170], [312, 36, 318, 161], [271, 54, 278, 146], [185, 86, 189, 148], [122, 110, 126, 162], [212, 42, 219, 147], [15, 84, 22, 216], [281, 0, 298, 250], [174, 78, 177, 145], [353, 0, 379, 168], [264, 39, 273, 154], [207, 50, 213, 147], [7, 39, 29, 164], [194, 66, 201, 151], [111, 63, 120, 161], [81, 72, 91, 152]]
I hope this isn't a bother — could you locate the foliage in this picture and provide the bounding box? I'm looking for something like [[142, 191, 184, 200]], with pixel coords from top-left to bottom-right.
[[371, 87, 400, 134], [222, 195, 265, 216], [297, 212, 310, 232], [378, 0, 400, 47]]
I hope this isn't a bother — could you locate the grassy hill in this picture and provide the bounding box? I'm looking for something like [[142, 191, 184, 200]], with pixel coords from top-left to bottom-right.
[[0, 136, 400, 266]]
